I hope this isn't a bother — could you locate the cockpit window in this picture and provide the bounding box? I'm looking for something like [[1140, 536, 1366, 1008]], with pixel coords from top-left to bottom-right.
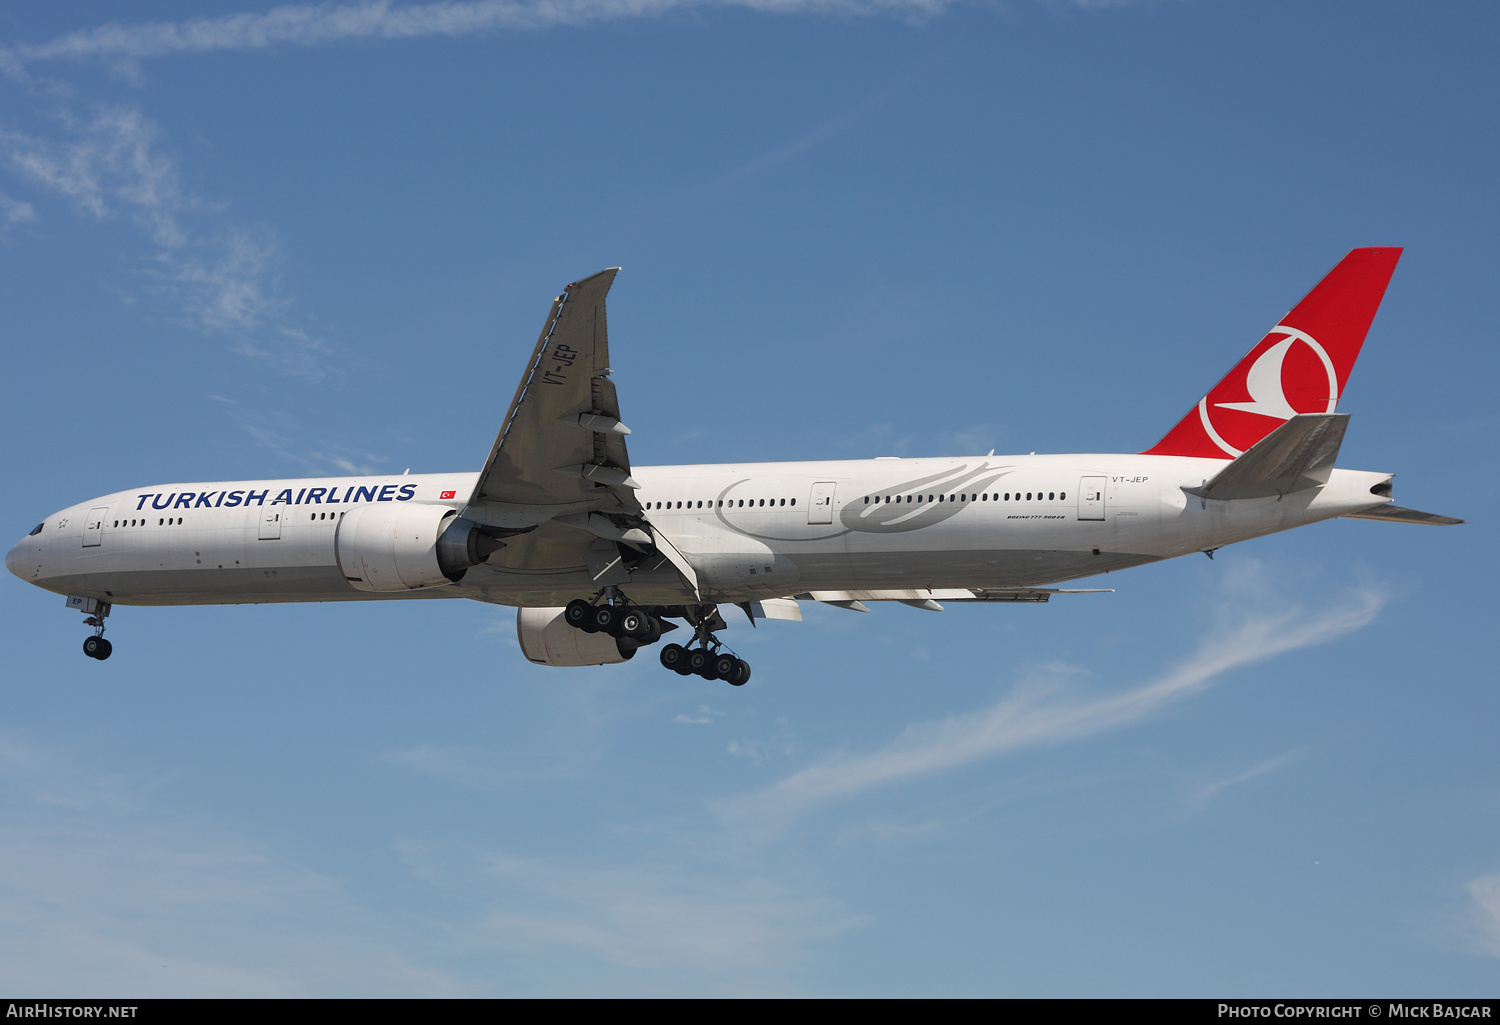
[[28, 522, 43, 536]]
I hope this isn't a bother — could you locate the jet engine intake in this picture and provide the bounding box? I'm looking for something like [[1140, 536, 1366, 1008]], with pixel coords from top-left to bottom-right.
[[337, 505, 501, 591], [517, 606, 636, 666]]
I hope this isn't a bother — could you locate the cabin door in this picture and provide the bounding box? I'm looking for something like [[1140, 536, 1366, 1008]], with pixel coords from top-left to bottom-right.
[[1077, 477, 1106, 520], [82, 507, 108, 547], [808, 482, 837, 525]]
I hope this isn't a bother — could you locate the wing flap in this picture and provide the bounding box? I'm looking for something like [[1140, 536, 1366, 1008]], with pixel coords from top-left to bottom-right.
[[794, 587, 1113, 607]]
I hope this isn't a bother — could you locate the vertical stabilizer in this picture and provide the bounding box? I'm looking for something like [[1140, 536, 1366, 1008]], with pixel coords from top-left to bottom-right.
[[1145, 247, 1402, 458]]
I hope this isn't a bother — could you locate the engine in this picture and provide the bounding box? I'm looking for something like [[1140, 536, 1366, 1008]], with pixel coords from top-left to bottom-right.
[[517, 607, 636, 666], [336, 504, 503, 592]]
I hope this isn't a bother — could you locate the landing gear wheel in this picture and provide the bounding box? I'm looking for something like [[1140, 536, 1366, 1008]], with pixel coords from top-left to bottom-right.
[[589, 605, 618, 635], [685, 648, 710, 675], [727, 658, 751, 687], [83, 636, 111, 660], [564, 599, 593, 631], [711, 653, 738, 680], [660, 643, 688, 673], [616, 608, 648, 638]]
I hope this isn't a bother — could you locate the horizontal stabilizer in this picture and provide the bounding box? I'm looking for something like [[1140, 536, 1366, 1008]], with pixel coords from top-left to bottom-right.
[[1185, 413, 1348, 501], [1342, 505, 1465, 526]]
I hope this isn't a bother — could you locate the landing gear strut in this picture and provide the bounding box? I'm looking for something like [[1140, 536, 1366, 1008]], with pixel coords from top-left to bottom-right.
[[563, 593, 751, 686], [72, 596, 113, 660], [658, 606, 751, 686]]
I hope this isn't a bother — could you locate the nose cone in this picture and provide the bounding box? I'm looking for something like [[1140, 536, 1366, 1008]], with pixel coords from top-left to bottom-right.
[[6, 535, 24, 580]]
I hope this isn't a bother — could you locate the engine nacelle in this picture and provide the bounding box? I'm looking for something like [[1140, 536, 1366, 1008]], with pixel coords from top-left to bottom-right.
[[517, 607, 635, 666], [336, 504, 501, 592]]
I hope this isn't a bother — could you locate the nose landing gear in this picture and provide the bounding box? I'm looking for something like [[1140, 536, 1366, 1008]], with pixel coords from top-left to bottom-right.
[[68, 595, 113, 660]]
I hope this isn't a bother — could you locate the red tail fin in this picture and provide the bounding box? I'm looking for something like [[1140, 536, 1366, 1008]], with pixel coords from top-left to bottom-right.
[[1144, 247, 1402, 459]]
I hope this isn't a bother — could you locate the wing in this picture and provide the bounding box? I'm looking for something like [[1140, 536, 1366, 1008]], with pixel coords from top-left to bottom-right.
[[459, 270, 701, 602], [469, 268, 640, 512]]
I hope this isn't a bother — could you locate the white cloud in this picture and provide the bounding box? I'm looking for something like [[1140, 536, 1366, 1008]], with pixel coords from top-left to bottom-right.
[[1186, 750, 1299, 810], [0, 102, 331, 375], [720, 581, 1385, 832], [381, 743, 542, 789], [0, 105, 185, 244], [3, 0, 952, 70], [1466, 872, 1500, 957], [0, 733, 457, 996], [674, 704, 725, 725], [394, 840, 865, 991], [0, 189, 37, 224], [0, 0, 1181, 72]]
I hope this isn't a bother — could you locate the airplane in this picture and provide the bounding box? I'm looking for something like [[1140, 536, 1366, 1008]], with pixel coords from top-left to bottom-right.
[[6, 247, 1462, 685]]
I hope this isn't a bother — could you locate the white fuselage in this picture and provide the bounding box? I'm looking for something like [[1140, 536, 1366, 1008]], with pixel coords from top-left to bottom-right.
[[6, 454, 1392, 609]]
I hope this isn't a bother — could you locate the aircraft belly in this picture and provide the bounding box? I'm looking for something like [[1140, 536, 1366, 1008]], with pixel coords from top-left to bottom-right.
[[35, 564, 409, 606], [781, 548, 1156, 591]]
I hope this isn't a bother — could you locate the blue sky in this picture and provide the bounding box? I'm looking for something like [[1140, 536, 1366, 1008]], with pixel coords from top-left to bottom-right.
[[0, 0, 1496, 996]]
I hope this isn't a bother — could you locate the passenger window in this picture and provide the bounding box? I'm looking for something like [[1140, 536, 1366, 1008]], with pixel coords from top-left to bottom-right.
[[1060, 492, 1066, 500], [790, 498, 796, 506], [780, 498, 785, 506], [1049, 492, 1055, 501]]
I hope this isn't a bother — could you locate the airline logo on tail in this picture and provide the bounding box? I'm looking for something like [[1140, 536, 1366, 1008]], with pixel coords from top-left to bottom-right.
[[1145, 247, 1403, 460], [1197, 326, 1339, 456]]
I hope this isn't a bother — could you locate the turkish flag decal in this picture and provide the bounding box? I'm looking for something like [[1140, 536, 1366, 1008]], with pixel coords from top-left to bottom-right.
[[440, 490, 456, 500]]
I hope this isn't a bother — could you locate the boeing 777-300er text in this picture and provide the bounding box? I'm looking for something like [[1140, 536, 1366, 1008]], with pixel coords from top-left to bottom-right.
[[6, 248, 1462, 685]]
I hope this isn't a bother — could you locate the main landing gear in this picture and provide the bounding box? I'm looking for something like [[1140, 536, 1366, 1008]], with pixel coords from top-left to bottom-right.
[[562, 593, 753, 686], [659, 604, 751, 686], [71, 596, 113, 660], [659, 643, 751, 687]]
